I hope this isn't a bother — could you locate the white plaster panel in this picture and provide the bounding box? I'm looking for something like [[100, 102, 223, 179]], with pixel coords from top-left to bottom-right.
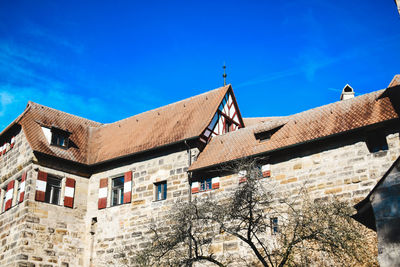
[[36, 180, 46, 192], [99, 187, 108, 199], [64, 187, 75, 198], [123, 181, 132, 193], [41, 127, 52, 144]]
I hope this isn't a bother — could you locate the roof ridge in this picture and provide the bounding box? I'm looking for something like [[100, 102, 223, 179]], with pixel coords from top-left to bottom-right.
[[27, 101, 102, 126], [287, 88, 385, 120], [99, 85, 230, 127]]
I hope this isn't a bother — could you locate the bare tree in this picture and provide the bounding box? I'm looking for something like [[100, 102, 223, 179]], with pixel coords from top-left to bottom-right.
[[133, 159, 377, 267]]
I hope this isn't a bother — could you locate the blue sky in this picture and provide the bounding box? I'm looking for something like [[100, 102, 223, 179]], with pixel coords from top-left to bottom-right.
[[0, 1, 399, 129]]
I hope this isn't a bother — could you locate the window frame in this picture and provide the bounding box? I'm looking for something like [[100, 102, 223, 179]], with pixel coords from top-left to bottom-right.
[[45, 176, 62, 205], [111, 176, 125, 207], [200, 178, 212, 192], [14, 176, 22, 207], [50, 127, 71, 149], [1, 187, 6, 212], [154, 181, 167, 201], [271, 217, 279, 235]]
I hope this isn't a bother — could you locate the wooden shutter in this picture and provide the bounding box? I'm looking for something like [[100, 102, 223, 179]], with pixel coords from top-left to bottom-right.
[[35, 171, 47, 202], [4, 180, 15, 211], [238, 170, 247, 183], [262, 164, 271, 178], [19, 172, 27, 203], [10, 136, 15, 149], [64, 178, 76, 208], [98, 178, 108, 209], [123, 171, 132, 204], [211, 177, 220, 189], [191, 181, 199, 194]]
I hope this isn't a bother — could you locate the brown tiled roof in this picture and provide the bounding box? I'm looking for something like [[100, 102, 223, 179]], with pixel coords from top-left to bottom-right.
[[243, 117, 286, 127], [389, 74, 400, 87], [88, 85, 230, 164], [189, 86, 400, 171], [19, 102, 102, 164], [14, 85, 230, 165]]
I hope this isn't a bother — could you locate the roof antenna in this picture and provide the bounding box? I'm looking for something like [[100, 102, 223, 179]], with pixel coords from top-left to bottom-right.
[[222, 63, 227, 86]]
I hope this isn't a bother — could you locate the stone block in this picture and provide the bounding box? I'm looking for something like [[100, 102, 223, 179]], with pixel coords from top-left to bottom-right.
[[324, 187, 342, 195]]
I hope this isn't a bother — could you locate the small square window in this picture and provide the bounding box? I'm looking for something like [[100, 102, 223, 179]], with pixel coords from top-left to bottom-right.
[[155, 181, 167, 201], [271, 217, 279, 235], [45, 176, 61, 205], [111, 176, 124, 206], [200, 178, 212, 191], [50, 127, 70, 148]]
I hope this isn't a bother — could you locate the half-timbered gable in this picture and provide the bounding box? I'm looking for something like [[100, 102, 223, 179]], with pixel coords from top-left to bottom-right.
[[199, 88, 244, 143]]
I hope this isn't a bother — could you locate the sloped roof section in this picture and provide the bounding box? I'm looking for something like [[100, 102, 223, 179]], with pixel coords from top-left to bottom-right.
[[189, 86, 400, 171], [19, 102, 102, 164], [88, 85, 230, 164], [389, 74, 400, 88], [243, 117, 286, 127]]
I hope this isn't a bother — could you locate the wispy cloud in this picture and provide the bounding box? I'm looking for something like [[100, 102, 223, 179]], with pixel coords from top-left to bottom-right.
[[0, 22, 109, 128], [26, 23, 84, 54], [236, 33, 400, 89]]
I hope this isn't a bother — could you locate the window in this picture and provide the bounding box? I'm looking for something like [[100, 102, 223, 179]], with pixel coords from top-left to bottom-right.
[[225, 118, 232, 133], [45, 176, 61, 205], [1, 187, 6, 212], [50, 127, 70, 148], [271, 217, 279, 235], [15, 177, 21, 206], [155, 181, 167, 201], [200, 178, 212, 191], [111, 176, 124, 206], [366, 131, 388, 153]]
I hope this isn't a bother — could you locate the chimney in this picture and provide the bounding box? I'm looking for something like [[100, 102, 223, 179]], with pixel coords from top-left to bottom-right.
[[340, 84, 355, 101]]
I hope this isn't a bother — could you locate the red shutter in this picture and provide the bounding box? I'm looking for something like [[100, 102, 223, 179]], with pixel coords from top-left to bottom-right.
[[211, 177, 220, 189], [191, 182, 199, 194], [123, 171, 132, 204], [4, 180, 15, 211], [262, 164, 271, 178], [64, 178, 75, 208], [10, 136, 15, 149], [238, 170, 247, 184], [19, 172, 27, 203], [35, 171, 47, 202], [98, 178, 108, 209]]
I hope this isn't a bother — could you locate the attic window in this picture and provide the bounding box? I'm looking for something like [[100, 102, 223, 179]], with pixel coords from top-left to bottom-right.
[[366, 131, 388, 153], [255, 125, 283, 142], [50, 127, 71, 148]]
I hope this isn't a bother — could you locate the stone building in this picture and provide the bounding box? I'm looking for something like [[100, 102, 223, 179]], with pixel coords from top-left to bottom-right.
[[0, 75, 399, 267]]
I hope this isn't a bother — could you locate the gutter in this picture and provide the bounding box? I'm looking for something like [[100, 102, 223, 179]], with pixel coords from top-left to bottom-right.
[[90, 136, 199, 167]]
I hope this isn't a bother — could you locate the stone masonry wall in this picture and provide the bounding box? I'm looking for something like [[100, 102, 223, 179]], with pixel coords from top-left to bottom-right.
[[14, 164, 90, 267], [371, 159, 400, 267], [85, 148, 199, 267], [189, 131, 400, 265], [0, 127, 34, 266]]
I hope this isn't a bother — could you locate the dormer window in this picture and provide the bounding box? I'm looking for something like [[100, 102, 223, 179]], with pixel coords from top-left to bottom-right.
[[254, 125, 283, 142], [50, 127, 70, 148], [41, 125, 71, 148]]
